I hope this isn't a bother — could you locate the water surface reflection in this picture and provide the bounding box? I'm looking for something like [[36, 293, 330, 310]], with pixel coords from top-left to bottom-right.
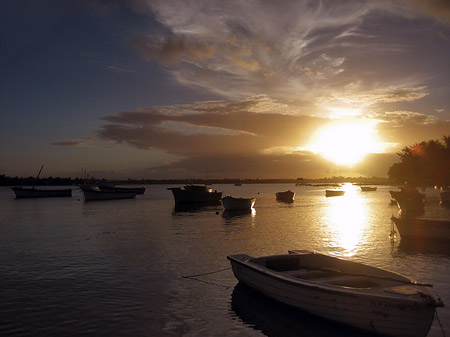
[[321, 184, 370, 256], [223, 208, 256, 219]]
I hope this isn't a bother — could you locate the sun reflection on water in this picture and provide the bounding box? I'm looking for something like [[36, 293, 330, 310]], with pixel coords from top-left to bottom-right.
[[323, 184, 369, 257]]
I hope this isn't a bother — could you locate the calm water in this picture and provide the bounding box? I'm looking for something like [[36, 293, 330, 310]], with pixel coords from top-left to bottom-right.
[[1, 184, 449, 337]]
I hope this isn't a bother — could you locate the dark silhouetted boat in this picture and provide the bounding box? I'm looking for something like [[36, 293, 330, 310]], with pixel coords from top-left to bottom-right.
[[440, 187, 450, 206], [81, 185, 136, 201], [98, 184, 145, 194], [228, 250, 443, 337], [167, 184, 222, 204], [12, 186, 72, 198], [389, 186, 425, 204], [389, 186, 425, 215], [12, 165, 72, 198], [276, 190, 295, 202]]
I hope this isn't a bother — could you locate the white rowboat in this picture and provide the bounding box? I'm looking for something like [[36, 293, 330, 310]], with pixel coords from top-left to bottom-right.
[[227, 250, 443, 337], [221, 196, 255, 211], [361, 186, 377, 192], [325, 189, 345, 197], [391, 216, 450, 242]]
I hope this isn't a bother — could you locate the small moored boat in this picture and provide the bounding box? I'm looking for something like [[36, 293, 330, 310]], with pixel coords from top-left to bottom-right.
[[276, 190, 295, 203], [221, 196, 255, 211], [389, 186, 425, 205], [360, 186, 377, 192], [325, 189, 345, 197], [98, 184, 145, 194], [12, 186, 72, 198], [12, 165, 72, 198], [391, 216, 450, 242], [440, 187, 450, 206], [81, 185, 136, 201], [389, 186, 425, 216], [167, 185, 222, 204], [227, 250, 443, 337]]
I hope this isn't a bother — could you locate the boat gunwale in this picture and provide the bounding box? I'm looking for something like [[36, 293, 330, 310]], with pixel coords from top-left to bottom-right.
[[222, 196, 256, 201], [392, 216, 450, 228], [227, 253, 437, 305]]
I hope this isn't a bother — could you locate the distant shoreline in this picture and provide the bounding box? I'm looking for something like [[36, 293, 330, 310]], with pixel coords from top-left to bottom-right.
[[0, 175, 392, 186]]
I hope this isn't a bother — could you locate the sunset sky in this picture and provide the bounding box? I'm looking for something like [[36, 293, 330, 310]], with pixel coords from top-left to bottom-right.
[[1, 0, 449, 179]]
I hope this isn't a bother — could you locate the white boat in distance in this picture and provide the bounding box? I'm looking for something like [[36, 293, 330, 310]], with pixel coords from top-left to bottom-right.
[[276, 190, 295, 202], [81, 185, 136, 201], [227, 250, 443, 337], [221, 196, 255, 211], [360, 186, 377, 192], [325, 189, 345, 197]]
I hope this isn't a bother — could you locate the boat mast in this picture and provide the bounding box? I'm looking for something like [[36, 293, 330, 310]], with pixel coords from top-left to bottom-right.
[[32, 164, 44, 189]]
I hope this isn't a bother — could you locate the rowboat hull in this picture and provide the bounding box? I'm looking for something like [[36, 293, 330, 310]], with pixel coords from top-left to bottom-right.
[[276, 190, 295, 202], [361, 186, 377, 192], [99, 185, 145, 194], [221, 196, 255, 210], [228, 252, 442, 337], [392, 216, 450, 242], [325, 189, 345, 197], [82, 189, 136, 201], [12, 187, 72, 198], [440, 189, 450, 205]]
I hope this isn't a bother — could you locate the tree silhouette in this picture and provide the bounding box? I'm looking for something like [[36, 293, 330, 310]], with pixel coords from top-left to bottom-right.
[[388, 136, 450, 186]]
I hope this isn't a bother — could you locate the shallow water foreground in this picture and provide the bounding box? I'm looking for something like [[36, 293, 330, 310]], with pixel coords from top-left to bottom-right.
[[0, 184, 449, 336]]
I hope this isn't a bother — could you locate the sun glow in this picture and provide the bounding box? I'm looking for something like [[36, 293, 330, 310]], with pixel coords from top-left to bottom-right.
[[307, 120, 382, 166]]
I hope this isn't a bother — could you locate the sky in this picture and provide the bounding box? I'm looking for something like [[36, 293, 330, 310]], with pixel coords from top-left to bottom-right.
[[1, 0, 449, 180]]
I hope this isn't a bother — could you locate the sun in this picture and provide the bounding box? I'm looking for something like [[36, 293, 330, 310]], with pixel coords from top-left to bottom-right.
[[307, 120, 382, 166]]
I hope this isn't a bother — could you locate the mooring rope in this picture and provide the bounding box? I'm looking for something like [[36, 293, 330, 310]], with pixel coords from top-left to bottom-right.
[[182, 267, 231, 279], [182, 267, 232, 289], [435, 311, 447, 337]]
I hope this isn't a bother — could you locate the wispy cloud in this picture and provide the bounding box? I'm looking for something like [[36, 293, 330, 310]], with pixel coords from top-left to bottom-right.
[[127, 0, 449, 120], [396, 0, 450, 25], [51, 138, 90, 147]]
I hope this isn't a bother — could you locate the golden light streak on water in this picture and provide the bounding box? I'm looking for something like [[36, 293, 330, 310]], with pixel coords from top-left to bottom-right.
[[322, 184, 369, 257]]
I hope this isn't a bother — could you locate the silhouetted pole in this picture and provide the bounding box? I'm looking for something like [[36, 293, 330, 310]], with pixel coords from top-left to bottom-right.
[[32, 165, 44, 189]]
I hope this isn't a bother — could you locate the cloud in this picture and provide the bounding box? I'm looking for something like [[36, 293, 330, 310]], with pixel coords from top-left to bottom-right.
[[51, 139, 90, 146], [128, 0, 449, 121], [375, 111, 450, 147], [133, 1, 380, 101], [82, 95, 447, 178], [134, 35, 214, 65], [54, 93, 449, 178], [96, 96, 328, 154], [398, 0, 450, 25]]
